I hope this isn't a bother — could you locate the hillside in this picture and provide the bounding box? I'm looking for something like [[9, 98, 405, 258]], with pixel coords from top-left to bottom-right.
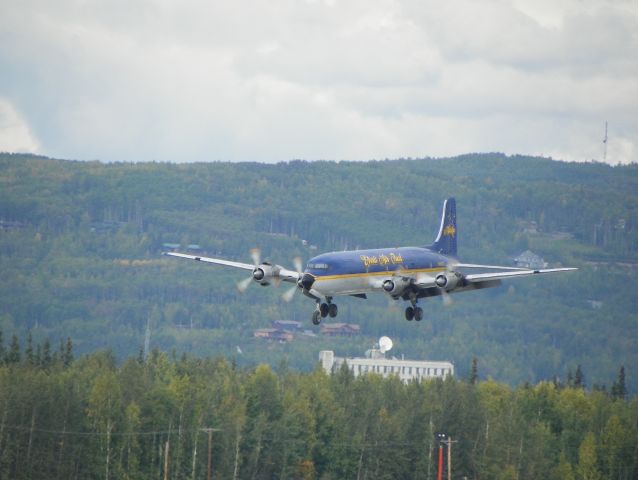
[[0, 153, 636, 390]]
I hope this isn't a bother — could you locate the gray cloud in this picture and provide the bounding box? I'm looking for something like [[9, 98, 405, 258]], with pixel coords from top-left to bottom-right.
[[0, 0, 636, 163]]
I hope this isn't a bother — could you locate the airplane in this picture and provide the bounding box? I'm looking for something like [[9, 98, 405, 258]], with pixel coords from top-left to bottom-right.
[[164, 198, 577, 325]]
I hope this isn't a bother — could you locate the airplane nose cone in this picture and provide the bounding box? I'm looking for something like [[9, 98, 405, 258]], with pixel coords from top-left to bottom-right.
[[299, 273, 315, 291]]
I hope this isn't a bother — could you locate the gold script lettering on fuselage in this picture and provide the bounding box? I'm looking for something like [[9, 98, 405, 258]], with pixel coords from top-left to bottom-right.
[[360, 252, 404, 269]]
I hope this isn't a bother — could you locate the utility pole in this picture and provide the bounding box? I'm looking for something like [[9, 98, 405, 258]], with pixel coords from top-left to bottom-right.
[[441, 437, 458, 480], [436, 433, 446, 480]]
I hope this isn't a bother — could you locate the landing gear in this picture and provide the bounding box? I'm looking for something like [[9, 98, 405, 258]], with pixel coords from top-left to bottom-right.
[[320, 301, 338, 318], [312, 300, 338, 325], [404, 306, 423, 321], [405, 306, 414, 321]]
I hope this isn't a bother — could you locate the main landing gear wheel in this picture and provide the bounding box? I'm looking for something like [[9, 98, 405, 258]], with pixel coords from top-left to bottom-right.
[[405, 306, 423, 321], [328, 303, 338, 318], [320, 303, 330, 318], [405, 306, 414, 321], [312, 310, 321, 325]]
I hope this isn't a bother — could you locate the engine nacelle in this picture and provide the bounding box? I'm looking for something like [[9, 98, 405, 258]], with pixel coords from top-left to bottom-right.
[[435, 272, 461, 291], [253, 263, 276, 286], [382, 277, 412, 296]]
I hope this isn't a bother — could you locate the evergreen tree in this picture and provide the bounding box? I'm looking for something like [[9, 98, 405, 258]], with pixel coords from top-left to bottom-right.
[[0, 329, 5, 363], [574, 365, 585, 389], [7, 334, 20, 364], [63, 337, 74, 367], [41, 338, 52, 368], [25, 332, 34, 365], [469, 357, 478, 384], [611, 366, 627, 400]]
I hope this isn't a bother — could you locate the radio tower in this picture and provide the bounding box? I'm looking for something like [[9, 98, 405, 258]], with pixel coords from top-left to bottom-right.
[[603, 121, 608, 162]]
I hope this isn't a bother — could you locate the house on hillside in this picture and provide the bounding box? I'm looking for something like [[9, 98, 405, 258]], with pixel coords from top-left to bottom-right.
[[272, 320, 302, 332], [514, 250, 547, 269], [320, 323, 360, 337], [254, 328, 293, 342]]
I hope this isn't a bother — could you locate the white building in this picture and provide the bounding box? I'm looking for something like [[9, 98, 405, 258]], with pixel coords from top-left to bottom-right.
[[319, 348, 454, 383]]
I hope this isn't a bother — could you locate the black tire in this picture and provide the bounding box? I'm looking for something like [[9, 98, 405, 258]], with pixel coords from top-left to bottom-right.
[[328, 303, 338, 318], [405, 306, 414, 321], [312, 311, 321, 325], [414, 307, 423, 321], [320, 303, 329, 318]]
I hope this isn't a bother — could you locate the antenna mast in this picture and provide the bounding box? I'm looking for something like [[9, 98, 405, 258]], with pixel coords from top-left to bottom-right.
[[603, 121, 608, 162]]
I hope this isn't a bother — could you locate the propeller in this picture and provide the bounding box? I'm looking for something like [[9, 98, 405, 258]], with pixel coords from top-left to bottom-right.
[[236, 248, 261, 293], [282, 256, 304, 303], [441, 291, 453, 307]]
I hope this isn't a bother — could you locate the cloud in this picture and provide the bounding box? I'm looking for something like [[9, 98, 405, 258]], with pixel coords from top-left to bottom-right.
[[0, 99, 40, 154], [0, 0, 636, 164]]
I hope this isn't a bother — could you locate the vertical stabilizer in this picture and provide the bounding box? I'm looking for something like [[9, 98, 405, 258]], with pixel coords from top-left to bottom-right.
[[427, 198, 457, 257]]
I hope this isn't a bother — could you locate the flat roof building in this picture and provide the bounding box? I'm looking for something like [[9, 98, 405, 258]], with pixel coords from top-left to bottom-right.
[[319, 347, 454, 383]]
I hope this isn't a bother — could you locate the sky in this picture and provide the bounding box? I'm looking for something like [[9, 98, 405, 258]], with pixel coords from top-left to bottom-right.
[[1, 0, 637, 164]]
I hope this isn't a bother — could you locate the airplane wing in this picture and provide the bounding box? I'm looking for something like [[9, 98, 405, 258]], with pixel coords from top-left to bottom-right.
[[454, 263, 528, 271], [163, 252, 255, 270], [464, 267, 578, 283], [163, 251, 301, 287], [413, 266, 577, 300]]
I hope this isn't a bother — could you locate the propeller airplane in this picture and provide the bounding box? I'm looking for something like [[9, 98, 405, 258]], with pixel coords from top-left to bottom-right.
[[164, 198, 577, 325]]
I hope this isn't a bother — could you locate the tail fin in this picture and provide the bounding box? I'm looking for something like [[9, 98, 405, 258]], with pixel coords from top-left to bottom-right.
[[426, 198, 457, 257]]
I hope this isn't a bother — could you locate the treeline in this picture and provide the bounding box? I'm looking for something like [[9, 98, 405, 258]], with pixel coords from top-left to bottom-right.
[[0, 153, 637, 391], [0, 340, 636, 480]]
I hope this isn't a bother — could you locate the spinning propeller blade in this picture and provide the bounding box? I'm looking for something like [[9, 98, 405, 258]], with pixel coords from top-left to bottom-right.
[[282, 256, 304, 303], [237, 248, 262, 293], [237, 276, 253, 293]]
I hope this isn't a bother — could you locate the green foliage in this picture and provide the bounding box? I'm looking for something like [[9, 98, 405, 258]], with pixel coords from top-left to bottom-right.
[[0, 351, 637, 479], [0, 153, 637, 394]]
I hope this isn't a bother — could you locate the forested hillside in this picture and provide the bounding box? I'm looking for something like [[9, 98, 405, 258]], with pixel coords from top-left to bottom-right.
[[0, 153, 637, 391], [0, 345, 636, 479]]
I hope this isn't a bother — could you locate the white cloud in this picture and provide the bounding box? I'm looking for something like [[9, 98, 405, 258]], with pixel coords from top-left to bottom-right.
[[0, 0, 636, 164], [0, 99, 40, 154]]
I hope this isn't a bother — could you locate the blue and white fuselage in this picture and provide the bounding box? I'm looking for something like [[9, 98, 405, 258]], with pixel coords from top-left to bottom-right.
[[305, 247, 449, 297]]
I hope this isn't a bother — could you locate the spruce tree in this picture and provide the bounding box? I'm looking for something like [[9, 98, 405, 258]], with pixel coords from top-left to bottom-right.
[[41, 338, 52, 368], [7, 334, 20, 364], [611, 366, 627, 400], [574, 365, 585, 389], [25, 332, 34, 365], [469, 357, 478, 384], [63, 337, 74, 367]]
